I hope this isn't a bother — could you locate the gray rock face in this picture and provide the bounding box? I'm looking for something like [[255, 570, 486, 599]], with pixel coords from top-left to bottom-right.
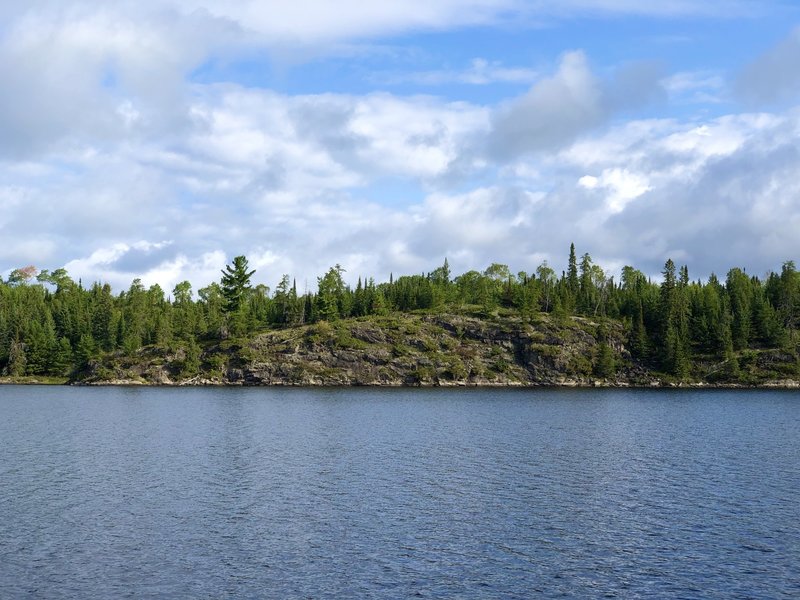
[[74, 312, 800, 387]]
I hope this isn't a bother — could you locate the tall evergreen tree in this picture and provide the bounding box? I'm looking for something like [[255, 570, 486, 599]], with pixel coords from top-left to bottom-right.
[[52, 337, 74, 376], [659, 259, 690, 377], [629, 300, 648, 359], [566, 243, 579, 312], [726, 268, 753, 350], [316, 265, 348, 321], [220, 256, 256, 313], [567, 243, 579, 295]]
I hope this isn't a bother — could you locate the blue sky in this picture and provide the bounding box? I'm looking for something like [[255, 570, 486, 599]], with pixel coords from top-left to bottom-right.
[[2, 1, 800, 292]]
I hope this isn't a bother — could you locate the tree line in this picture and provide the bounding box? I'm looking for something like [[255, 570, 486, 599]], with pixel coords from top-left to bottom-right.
[[1, 244, 799, 380]]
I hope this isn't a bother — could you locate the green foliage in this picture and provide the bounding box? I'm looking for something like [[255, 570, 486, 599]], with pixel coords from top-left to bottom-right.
[[8, 265, 37, 286], [220, 255, 255, 313], [412, 365, 435, 383], [76, 334, 98, 367], [205, 353, 227, 377], [567, 243, 579, 299], [6, 340, 26, 376], [594, 321, 616, 378], [333, 328, 368, 350], [567, 353, 593, 377], [391, 343, 413, 357], [180, 339, 202, 378], [316, 265, 349, 321], [491, 358, 511, 374], [442, 357, 467, 380], [173, 281, 193, 304], [530, 343, 560, 358], [52, 337, 74, 376], [3, 249, 800, 385], [594, 342, 616, 378], [629, 301, 648, 359]]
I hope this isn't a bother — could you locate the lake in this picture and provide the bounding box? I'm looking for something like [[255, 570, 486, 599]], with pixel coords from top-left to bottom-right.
[[1, 386, 798, 598]]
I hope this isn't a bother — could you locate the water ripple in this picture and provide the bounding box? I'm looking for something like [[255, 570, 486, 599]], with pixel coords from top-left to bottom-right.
[[0, 387, 799, 598]]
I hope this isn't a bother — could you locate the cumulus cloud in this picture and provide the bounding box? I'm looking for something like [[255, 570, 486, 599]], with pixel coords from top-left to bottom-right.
[[63, 244, 229, 293], [180, 87, 490, 193], [551, 111, 800, 276], [486, 51, 664, 161], [293, 110, 800, 283], [172, 0, 518, 45], [1, 0, 799, 292], [0, 7, 238, 158], [3, 0, 762, 45], [5, 105, 800, 290], [736, 26, 800, 106], [578, 169, 651, 213], [487, 51, 603, 160]]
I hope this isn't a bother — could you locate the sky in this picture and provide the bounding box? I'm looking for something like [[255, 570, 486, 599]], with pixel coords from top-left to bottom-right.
[[2, 0, 800, 293]]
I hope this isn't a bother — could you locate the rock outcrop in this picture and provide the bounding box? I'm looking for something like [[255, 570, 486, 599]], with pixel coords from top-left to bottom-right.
[[74, 311, 800, 387]]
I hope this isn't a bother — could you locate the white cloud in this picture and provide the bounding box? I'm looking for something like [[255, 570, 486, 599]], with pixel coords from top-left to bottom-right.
[[487, 51, 604, 160], [170, 0, 519, 44], [486, 51, 664, 160], [553, 109, 800, 275], [736, 26, 800, 106], [1, 1, 799, 292], [176, 87, 490, 193], [2, 108, 797, 290], [4, 78, 800, 290], [63, 245, 229, 292], [663, 70, 726, 104], [578, 168, 652, 213], [0, 0, 766, 41], [0, 6, 226, 157]]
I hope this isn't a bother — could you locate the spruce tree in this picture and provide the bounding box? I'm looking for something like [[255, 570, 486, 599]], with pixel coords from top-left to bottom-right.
[[6, 340, 26, 377], [567, 243, 579, 295], [220, 256, 256, 313], [594, 322, 616, 378], [629, 300, 648, 359], [52, 337, 74, 376]]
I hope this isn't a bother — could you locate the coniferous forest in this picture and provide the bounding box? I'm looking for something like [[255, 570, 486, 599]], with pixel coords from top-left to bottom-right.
[[1, 244, 800, 385]]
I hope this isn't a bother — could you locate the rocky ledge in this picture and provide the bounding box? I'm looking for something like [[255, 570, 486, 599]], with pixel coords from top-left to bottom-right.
[[72, 311, 800, 388]]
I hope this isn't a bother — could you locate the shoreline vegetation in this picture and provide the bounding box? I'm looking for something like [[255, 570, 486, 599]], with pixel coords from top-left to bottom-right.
[[3, 246, 800, 388]]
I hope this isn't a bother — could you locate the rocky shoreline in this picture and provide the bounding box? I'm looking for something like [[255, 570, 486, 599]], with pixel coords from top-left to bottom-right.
[[77, 379, 800, 389], [4, 377, 800, 389], [6, 312, 799, 389]]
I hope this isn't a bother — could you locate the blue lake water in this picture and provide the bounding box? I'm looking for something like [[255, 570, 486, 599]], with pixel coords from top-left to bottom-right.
[[1, 386, 799, 598]]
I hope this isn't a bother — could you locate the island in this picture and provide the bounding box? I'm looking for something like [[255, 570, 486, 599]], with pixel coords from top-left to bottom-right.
[[2, 247, 800, 387]]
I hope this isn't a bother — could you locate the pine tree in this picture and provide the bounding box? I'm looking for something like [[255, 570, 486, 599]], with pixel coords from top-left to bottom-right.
[[25, 320, 56, 375], [659, 259, 690, 377], [594, 322, 616, 378], [564, 243, 579, 313], [567, 243, 579, 295], [629, 300, 648, 359], [371, 288, 389, 316], [220, 256, 256, 313], [726, 268, 752, 350], [316, 265, 347, 321], [6, 340, 26, 376], [52, 337, 74, 376], [180, 339, 202, 378], [76, 334, 98, 367]]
